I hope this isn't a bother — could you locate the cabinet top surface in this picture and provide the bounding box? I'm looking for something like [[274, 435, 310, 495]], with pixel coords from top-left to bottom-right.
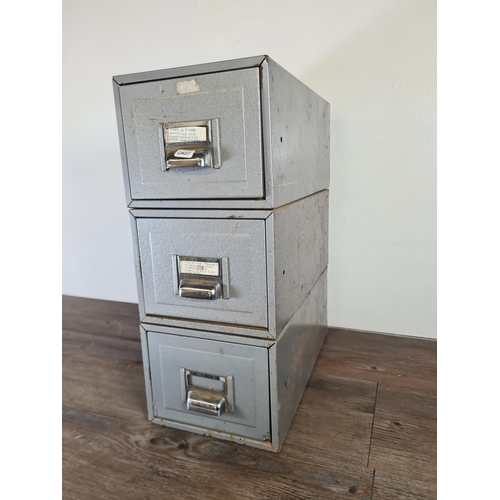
[[113, 55, 268, 86]]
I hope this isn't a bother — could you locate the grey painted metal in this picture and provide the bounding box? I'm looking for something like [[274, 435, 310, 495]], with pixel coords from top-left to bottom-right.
[[119, 68, 264, 200], [270, 190, 329, 335], [147, 331, 271, 441], [140, 323, 275, 348], [265, 58, 330, 208], [142, 269, 327, 452], [129, 192, 327, 338], [139, 326, 154, 421], [113, 55, 329, 209], [113, 81, 132, 206], [259, 58, 275, 208], [130, 208, 272, 220], [142, 315, 273, 340], [130, 207, 271, 335], [270, 269, 328, 450], [136, 217, 268, 328], [268, 343, 279, 451], [264, 212, 277, 337], [129, 212, 146, 322], [128, 198, 273, 209], [113, 55, 266, 86], [116, 56, 330, 452]]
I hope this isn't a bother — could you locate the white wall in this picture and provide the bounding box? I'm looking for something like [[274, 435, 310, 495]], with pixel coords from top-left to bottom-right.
[[62, 0, 436, 338]]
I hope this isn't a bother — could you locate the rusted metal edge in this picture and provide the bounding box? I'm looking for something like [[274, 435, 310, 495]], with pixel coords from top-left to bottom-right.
[[151, 417, 278, 452], [129, 208, 273, 220], [140, 321, 276, 347]]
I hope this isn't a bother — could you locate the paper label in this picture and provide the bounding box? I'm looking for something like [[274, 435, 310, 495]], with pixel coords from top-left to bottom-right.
[[174, 149, 195, 159], [176, 79, 200, 95], [179, 260, 219, 276], [165, 126, 207, 144]]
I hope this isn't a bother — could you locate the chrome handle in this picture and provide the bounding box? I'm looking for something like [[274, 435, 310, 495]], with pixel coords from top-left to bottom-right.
[[165, 148, 212, 170], [179, 278, 221, 300], [181, 369, 235, 414], [166, 157, 205, 168], [187, 389, 226, 416]]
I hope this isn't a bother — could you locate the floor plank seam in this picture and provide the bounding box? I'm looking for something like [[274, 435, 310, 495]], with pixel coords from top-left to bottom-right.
[[63, 297, 437, 498], [62, 328, 141, 343], [367, 382, 379, 468], [370, 468, 376, 500]]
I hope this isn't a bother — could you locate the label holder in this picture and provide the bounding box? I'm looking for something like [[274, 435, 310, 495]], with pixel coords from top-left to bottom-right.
[[172, 255, 229, 299], [159, 119, 221, 171]]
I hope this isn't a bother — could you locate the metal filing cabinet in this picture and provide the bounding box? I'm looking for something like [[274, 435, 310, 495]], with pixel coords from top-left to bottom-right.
[[113, 55, 330, 452]]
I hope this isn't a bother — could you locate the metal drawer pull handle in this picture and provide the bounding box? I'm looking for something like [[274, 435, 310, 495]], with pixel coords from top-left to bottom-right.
[[165, 148, 212, 170], [187, 389, 226, 416], [166, 157, 205, 168], [179, 278, 221, 300], [181, 369, 235, 414]]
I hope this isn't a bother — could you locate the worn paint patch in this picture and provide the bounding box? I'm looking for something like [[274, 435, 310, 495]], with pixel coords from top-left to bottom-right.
[[176, 79, 200, 95]]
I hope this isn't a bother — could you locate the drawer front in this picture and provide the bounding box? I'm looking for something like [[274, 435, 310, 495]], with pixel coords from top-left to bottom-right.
[[148, 332, 271, 441], [119, 68, 263, 200], [137, 217, 268, 328]]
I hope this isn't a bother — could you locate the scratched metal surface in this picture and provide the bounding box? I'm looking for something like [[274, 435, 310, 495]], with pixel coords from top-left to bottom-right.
[[113, 55, 266, 85], [119, 67, 264, 200], [139, 271, 327, 452], [272, 269, 328, 449], [136, 216, 268, 329], [270, 189, 329, 336], [264, 57, 330, 208], [147, 332, 271, 441], [111, 56, 332, 453], [113, 55, 330, 209]]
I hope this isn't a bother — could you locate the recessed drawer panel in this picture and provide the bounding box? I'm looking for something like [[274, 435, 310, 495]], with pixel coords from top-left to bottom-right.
[[148, 332, 271, 441], [119, 68, 263, 200], [137, 217, 268, 328]]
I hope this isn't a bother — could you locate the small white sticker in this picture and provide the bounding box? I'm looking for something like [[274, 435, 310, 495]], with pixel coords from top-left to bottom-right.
[[165, 126, 207, 144], [176, 79, 200, 95], [174, 149, 195, 159], [179, 260, 219, 276]]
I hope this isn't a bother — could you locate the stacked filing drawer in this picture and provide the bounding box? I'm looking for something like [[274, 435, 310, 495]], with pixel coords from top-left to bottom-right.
[[113, 55, 330, 452]]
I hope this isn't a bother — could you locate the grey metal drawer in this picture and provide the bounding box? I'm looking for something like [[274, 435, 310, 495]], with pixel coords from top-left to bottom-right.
[[119, 68, 263, 200], [147, 332, 271, 441], [137, 217, 268, 328]]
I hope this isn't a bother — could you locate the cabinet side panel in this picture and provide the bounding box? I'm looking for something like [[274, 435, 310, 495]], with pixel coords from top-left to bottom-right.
[[267, 58, 330, 207], [274, 270, 328, 448], [273, 190, 329, 335]]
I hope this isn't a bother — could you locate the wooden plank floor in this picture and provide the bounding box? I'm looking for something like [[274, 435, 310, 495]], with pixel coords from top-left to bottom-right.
[[62, 296, 437, 500]]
